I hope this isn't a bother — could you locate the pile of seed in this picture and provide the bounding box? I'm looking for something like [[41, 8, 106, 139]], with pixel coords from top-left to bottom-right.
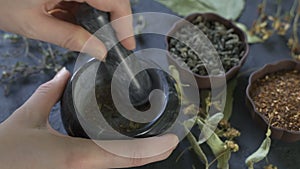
[[169, 16, 246, 76], [251, 70, 300, 131]]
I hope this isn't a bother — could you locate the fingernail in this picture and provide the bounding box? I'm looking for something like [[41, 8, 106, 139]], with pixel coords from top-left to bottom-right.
[[121, 37, 136, 50], [55, 67, 67, 78]]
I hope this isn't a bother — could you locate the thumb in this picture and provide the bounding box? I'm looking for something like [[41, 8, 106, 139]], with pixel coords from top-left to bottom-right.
[[9, 68, 70, 128], [29, 14, 107, 60]]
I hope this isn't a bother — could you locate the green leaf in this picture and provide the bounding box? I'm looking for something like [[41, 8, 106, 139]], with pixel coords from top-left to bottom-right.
[[205, 127, 230, 169], [196, 118, 230, 169], [197, 113, 224, 144], [184, 126, 209, 169], [245, 129, 272, 169], [155, 0, 245, 20], [183, 118, 196, 129], [223, 78, 238, 121], [169, 65, 190, 105], [235, 22, 264, 44]]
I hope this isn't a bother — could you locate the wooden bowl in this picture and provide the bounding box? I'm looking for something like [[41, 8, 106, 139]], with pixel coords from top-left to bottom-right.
[[246, 59, 300, 142], [166, 13, 249, 89]]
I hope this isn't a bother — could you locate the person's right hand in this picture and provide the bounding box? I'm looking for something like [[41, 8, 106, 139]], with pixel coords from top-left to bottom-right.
[[0, 0, 136, 60], [0, 68, 179, 169]]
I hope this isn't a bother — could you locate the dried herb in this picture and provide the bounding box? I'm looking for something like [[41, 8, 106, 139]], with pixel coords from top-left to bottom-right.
[[169, 16, 246, 76], [0, 33, 76, 95], [96, 83, 147, 134], [248, 0, 300, 60], [245, 129, 272, 169], [251, 70, 300, 131], [196, 116, 239, 169], [178, 71, 240, 169], [289, 0, 300, 60]]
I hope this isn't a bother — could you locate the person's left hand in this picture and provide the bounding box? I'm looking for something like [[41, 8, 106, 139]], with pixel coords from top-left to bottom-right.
[[0, 68, 179, 169]]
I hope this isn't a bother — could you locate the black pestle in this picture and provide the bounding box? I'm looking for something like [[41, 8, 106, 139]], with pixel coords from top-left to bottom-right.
[[75, 4, 152, 107]]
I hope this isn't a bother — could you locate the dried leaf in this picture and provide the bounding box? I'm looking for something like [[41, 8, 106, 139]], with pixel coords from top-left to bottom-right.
[[235, 22, 264, 44], [245, 129, 272, 169], [155, 0, 245, 20]]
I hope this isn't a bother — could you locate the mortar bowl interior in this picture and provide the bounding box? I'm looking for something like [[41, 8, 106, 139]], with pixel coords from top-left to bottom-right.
[[61, 58, 181, 140]]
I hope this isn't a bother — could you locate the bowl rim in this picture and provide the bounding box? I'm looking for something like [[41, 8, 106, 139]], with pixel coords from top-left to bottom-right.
[[166, 12, 249, 79], [64, 58, 182, 138], [246, 59, 300, 139]]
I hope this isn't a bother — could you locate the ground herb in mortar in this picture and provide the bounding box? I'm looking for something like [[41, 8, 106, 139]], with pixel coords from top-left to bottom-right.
[[169, 16, 245, 76], [251, 70, 300, 131]]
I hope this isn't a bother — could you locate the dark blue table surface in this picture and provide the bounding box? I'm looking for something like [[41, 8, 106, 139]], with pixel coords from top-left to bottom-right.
[[1, 0, 300, 169]]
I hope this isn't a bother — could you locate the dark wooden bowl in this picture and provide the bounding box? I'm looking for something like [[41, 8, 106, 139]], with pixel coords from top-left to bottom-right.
[[246, 59, 300, 142], [166, 13, 249, 89]]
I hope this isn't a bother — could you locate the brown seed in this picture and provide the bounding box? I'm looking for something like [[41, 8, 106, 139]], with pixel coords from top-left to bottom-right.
[[251, 70, 300, 131]]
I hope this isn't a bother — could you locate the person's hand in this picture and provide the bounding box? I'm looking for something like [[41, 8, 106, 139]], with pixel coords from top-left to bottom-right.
[[0, 0, 136, 60], [0, 68, 179, 169]]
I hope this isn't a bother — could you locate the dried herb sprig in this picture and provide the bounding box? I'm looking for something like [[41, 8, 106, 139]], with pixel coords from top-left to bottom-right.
[[176, 79, 240, 169], [250, 0, 300, 61], [0, 33, 76, 95], [288, 1, 300, 60]]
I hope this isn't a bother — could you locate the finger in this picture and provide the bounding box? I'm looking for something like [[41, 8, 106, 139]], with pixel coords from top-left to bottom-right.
[[11, 68, 70, 127], [46, 1, 81, 23], [110, 13, 136, 50], [29, 14, 107, 60], [108, 0, 136, 51], [74, 0, 136, 50], [68, 134, 179, 168], [99, 134, 179, 168], [104, 147, 174, 168], [48, 9, 76, 23], [95, 134, 179, 159]]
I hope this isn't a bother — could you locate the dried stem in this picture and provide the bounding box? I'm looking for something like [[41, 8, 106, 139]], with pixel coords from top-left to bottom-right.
[[176, 147, 192, 162], [207, 149, 230, 168], [290, 0, 298, 17], [0, 33, 76, 95], [276, 0, 282, 17], [291, 0, 300, 59]]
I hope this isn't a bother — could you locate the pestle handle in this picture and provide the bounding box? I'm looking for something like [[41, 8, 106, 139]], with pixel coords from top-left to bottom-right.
[[75, 3, 132, 70], [75, 4, 152, 106]]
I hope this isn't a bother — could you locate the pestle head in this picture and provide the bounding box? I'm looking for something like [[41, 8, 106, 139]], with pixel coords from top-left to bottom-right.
[[128, 70, 153, 107]]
